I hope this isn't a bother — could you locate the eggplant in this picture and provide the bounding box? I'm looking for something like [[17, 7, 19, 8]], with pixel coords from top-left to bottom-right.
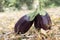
[[14, 10, 37, 34], [14, 15, 33, 34], [34, 12, 52, 30]]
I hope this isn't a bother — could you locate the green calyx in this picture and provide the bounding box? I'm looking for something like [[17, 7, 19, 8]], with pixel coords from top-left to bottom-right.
[[39, 10, 46, 16], [27, 9, 38, 21], [26, 0, 47, 21], [38, 9, 46, 16], [26, 9, 46, 21]]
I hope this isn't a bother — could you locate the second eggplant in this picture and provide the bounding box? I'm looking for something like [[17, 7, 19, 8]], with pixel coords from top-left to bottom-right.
[[34, 12, 52, 30]]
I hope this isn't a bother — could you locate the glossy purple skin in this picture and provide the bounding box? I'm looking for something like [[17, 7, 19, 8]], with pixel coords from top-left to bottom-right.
[[14, 15, 33, 34], [34, 13, 52, 30]]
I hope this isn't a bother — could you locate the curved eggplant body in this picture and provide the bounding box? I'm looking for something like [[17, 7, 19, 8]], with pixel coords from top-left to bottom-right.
[[34, 13, 52, 30], [14, 15, 33, 34]]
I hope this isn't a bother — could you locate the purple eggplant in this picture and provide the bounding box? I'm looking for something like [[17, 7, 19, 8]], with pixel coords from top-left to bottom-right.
[[14, 10, 37, 34], [34, 12, 52, 30], [14, 15, 33, 34]]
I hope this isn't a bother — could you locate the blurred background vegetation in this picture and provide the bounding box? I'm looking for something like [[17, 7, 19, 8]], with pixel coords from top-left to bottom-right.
[[0, 0, 60, 12]]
